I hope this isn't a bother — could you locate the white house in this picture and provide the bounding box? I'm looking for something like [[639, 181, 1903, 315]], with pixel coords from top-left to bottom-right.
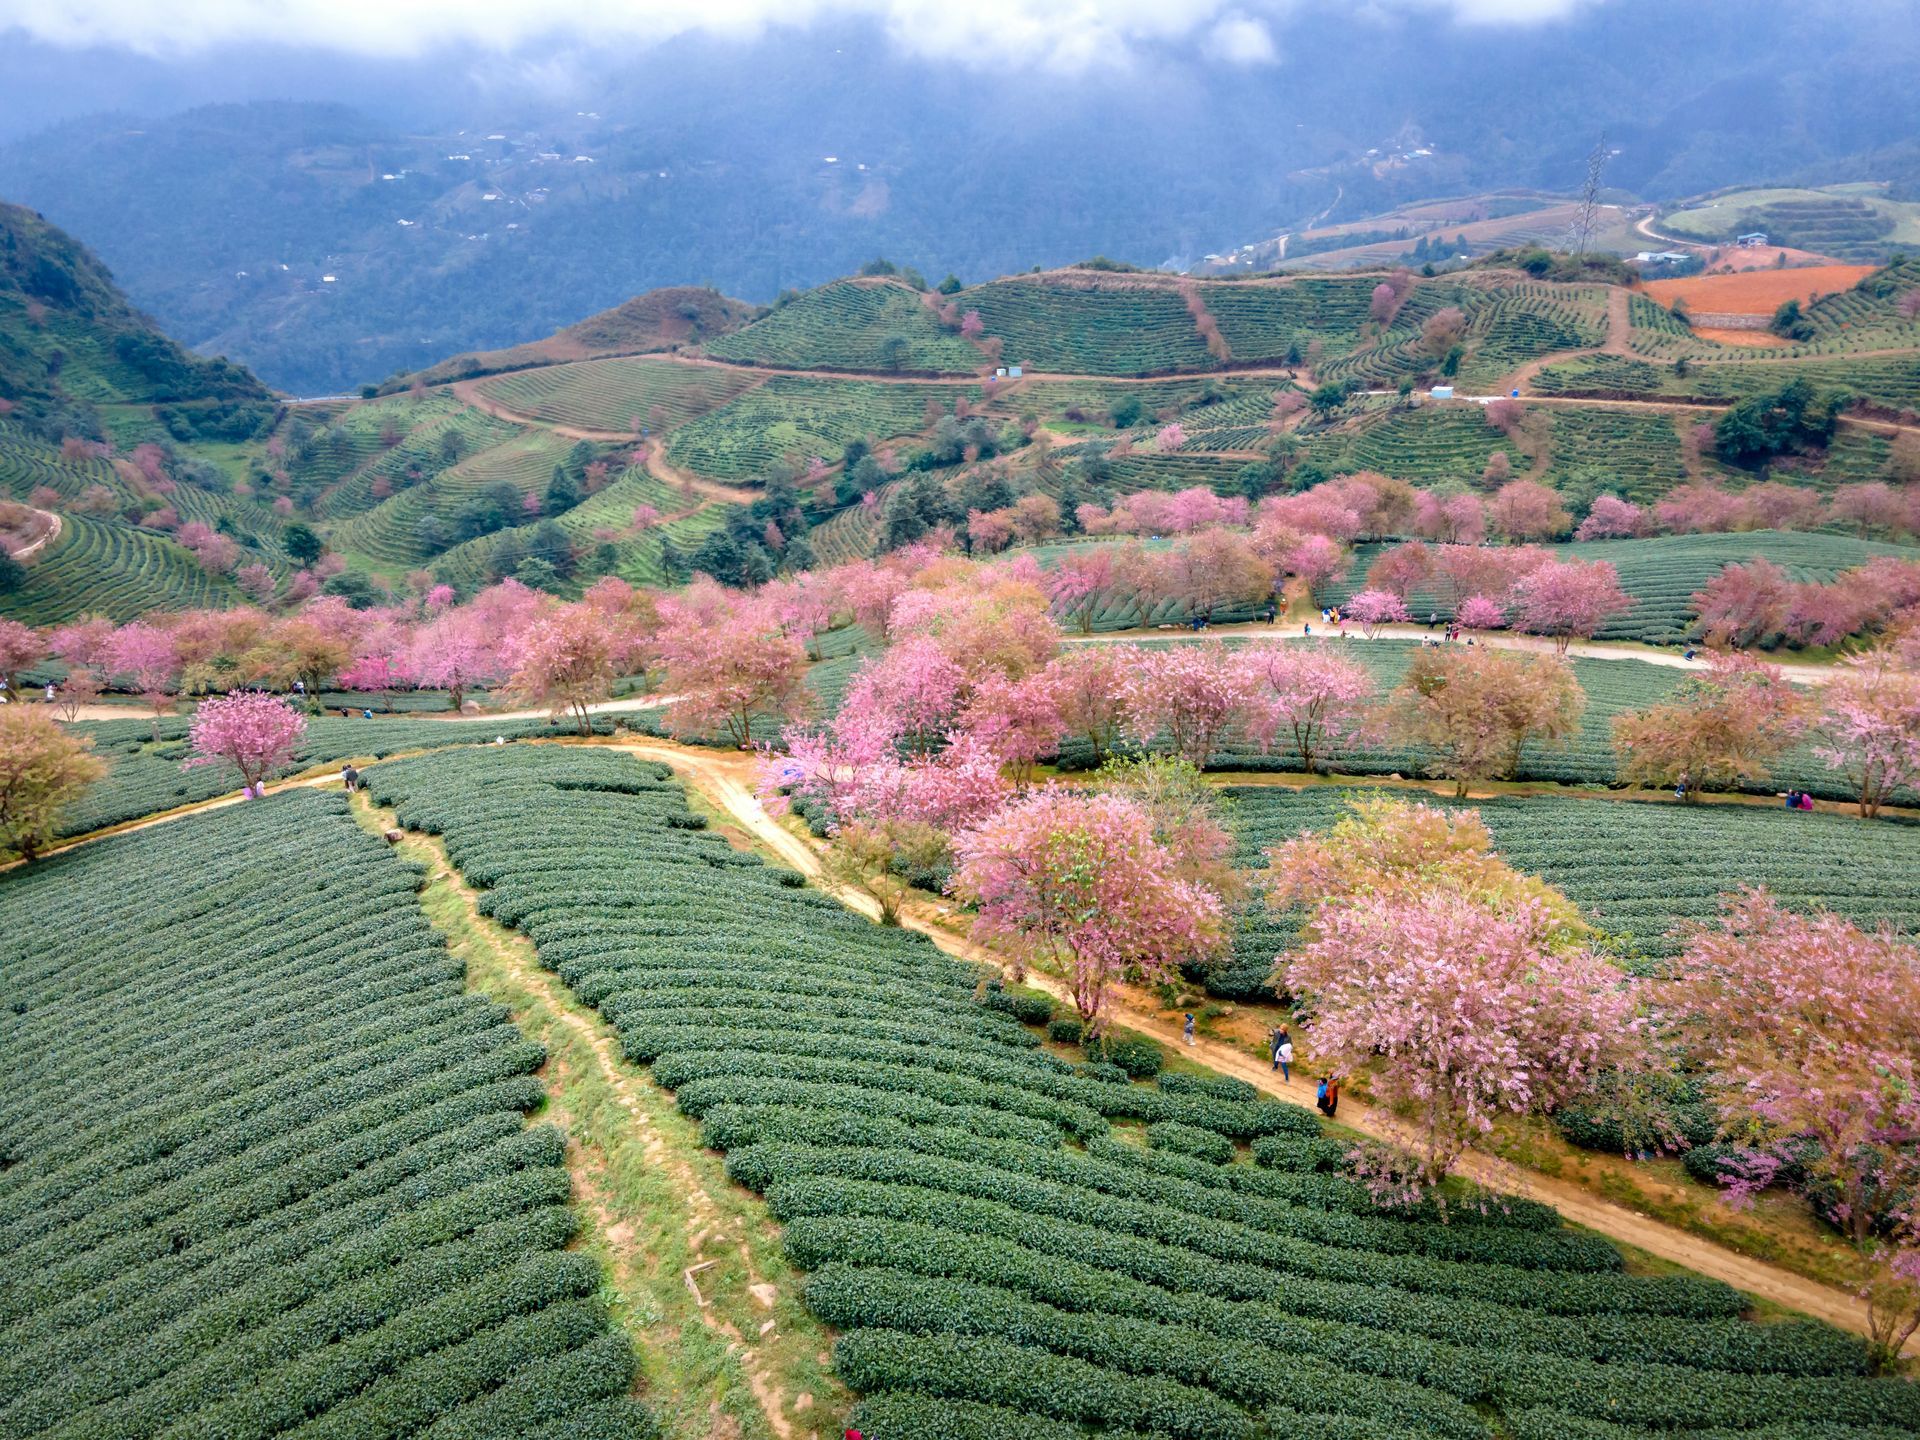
[[1737, 232, 1769, 247]]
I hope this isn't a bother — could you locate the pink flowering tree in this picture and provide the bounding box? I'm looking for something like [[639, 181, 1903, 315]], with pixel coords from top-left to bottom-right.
[[1455, 594, 1508, 632], [184, 690, 308, 796], [659, 609, 810, 747], [409, 610, 501, 711], [1045, 549, 1116, 635], [950, 787, 1226, 1033], [1155, 422, 1186, 452], [1285, 533, 1347, 603], [1344, 588, 1411, 639], [959, 670, 1066, 784], [1287, 891, 1641, 1196], [1507, 558, 1633, 653], [1664, 890, 1920, 1367], [1694, 558, 1796, 648], [1044, 645, 1138, 765], [1574, 494, 1646, 541], [1815, 648, 1920, 817], [838, 636, 968, 756], [503, 605, 617, 736], [1121, 642, 1253, 766], [1240, 642, 1376, 773], [106, 622, 181, 736], [0, 619, 42, 701]]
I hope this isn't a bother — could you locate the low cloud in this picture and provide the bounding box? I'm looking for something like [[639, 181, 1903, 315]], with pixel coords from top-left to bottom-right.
[[0, 0, 1600, 71]]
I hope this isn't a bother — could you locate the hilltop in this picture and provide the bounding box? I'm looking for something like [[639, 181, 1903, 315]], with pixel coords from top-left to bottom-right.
[[391, 286, 754, 391], [0, 200, 273, 444]]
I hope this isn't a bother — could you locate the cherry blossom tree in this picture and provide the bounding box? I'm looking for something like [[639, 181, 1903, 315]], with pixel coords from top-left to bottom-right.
[[1366, 542, 1434, 600], [1158, 527, 1272, 621], [0, 619, 42, 701], [950, 787, 1225, 1034], [660, 609, 810, 747], [1344, 588, 1411, 638], [1455, 594, 1508, 632], [1664, 890, 1920, 1367], [1044, 549, 1116, 635], [1044, 644, 1138, 765], [1414, 492, 1486, 546], [1814, 648, 1920, 817], [838, 636, 967, 756], [1240, 643, 1376, 772], [1287, 891, 1639, 1194], [1507, 558, 1632, 652], [1694, 558, 1795, 648], [106, 622, 181, 736], [959, 669, 1065, 783], [1392, 645, 1584, 797], [51, 667, 102, 723], [1611, 650, 1813, 800], [184, 690, 307, 797], [967, 508, 1017, 554], [0, 707, 106, 858], [1121, 641, 1253, 766], [1155, 422, 1186, 452], [1487, 480, 1570, 543], [1284, 533, 1347, 603], [504, 605, 618, 736], [1574, 494, 1646, 541]]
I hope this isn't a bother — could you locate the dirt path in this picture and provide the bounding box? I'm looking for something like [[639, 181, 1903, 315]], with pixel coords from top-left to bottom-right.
[[609, 738, 1902, 1350], [639, 439, 760, 505], [9, 508, 61, 560], [1058, 619, 1841, 683], [364, 797, 821, 1439]]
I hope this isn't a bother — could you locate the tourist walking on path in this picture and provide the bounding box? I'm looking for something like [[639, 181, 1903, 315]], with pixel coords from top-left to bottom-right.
[[1272, 1028, 1293, 1081], [1183, 1012, 1196, 1046]]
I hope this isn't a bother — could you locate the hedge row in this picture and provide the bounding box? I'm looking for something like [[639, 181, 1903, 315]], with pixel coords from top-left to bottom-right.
[[0, 789, 651, 1440]]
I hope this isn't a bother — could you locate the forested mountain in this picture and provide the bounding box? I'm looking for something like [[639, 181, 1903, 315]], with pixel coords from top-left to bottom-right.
[[1, 2, 1917, 394], [0, 200, 272, 442]]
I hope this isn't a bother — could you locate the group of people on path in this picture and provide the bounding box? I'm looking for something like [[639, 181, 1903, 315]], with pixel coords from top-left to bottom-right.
[[1269, 1024, 1339, 1115]]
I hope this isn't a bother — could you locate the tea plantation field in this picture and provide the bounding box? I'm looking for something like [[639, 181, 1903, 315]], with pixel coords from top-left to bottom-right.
[[362, 744, 1916, 1440], [1061, 636, 1856, 799], [1217, 786, 1920, 998], [1530, 354, 1920, 415], [705, 280, 983, 374], [474, 357, 762, 434], [1323, 531, 1920, 645], [53, 713, 631, 840], [958, 278, 1216, 375], [664, 376, 980, 482], [0, 789, 653, 1440]]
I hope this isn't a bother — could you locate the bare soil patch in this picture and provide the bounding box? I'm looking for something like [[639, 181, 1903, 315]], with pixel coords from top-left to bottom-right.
[[1639, 265, 1877, 316]]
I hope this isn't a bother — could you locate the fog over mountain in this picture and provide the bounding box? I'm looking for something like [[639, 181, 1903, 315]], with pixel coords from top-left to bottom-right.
[[1, 0, 1915, 394]]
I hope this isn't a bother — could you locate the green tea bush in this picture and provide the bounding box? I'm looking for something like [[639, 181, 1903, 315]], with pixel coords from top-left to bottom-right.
[[360, 745, 1890, 1434], [0, 789, 650, 1440]]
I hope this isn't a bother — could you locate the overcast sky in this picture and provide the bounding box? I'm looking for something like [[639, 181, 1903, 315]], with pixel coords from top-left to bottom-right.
[[0, 1, 1596, 72]]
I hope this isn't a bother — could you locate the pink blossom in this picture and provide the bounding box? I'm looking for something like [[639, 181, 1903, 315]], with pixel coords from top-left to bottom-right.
[[184, 690, 308, 792], [1344, 589, 1411, 638], [950, 786, 1226, 1034], [1240, 643, 1376, 772], [1573, 494, 1645, 541], [1121, 642, 1254, 766]]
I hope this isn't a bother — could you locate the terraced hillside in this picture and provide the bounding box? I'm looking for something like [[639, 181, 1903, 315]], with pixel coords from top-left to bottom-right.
[[0, 509, 238, 622], [665, 375, 981, 482], [0, 199, 274, 446], [959, 276, 1216, 375], [474, 358, 762, 434], [1219, 787, 1920, 998], [1532, 354, 1920, 417], [362, 744, 1917, 1440], [0, 788, 654, 1440], [706, 280, 983, 374], [1325, 531, 1920, 645]]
